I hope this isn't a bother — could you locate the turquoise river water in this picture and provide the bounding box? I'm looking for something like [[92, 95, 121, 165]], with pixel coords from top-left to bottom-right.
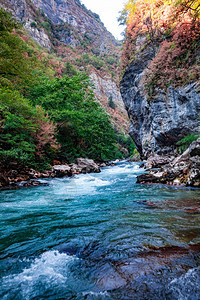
[[0, 161, 200, 299]]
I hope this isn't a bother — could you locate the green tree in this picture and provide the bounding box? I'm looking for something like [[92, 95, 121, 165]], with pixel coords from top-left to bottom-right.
[[176, 133, 200, 153], [0, 89, 57, 169], [0, 9, 34, 90], [63, 61, 77, 77], [29, 73, 119, 161], [108, 96, 116, 109]]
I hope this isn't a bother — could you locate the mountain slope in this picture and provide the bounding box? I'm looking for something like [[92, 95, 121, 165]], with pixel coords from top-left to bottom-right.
[[0, 0, 129, 133]]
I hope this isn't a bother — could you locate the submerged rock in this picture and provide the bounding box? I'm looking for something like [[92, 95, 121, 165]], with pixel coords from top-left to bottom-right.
[[18, 180, 49, 187]]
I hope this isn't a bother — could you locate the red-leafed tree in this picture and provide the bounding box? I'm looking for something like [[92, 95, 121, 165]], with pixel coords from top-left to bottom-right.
[[121, 0, 200, 93]]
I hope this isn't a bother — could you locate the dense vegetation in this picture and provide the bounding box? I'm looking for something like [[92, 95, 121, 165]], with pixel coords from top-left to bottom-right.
[[0, 9, 133, 171], [28, 74, 118, 162], [121, 0, 200, 94]]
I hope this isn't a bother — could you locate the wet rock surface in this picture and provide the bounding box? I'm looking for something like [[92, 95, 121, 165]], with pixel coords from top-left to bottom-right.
[[137, 138, 200, 187], [145, 154, 174, 169], [138, 196, 200, 216], [52, 164, 72, 177], [76, 158, 100, 174], [0, 158, 101, 189], [71, 240, 200, 298]]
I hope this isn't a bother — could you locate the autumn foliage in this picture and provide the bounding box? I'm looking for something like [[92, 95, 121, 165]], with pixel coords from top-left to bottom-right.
[[0, 9, 124, 171], [121, 0, 200, 92]]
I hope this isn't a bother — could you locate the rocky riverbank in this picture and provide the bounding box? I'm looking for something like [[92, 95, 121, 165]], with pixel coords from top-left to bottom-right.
[[0, 158, 106, 190], [137, 138, 200, 187]]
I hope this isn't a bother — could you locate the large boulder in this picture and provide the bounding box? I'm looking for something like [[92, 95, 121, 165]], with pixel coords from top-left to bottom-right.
[[51, 159, 101, 177], [145, 154, 174, 169], [189, 137, 200, 157], [77, 158, 100, 173], [69, 163, 82, 175], [52, 165, 71, 177]]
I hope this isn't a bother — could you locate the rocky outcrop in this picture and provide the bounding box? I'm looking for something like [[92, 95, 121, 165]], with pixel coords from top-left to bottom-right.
[[120, 39, 200, 159], [89, 71, 129, 132], [90, 72, 125, 111], [0, 0, 52, 49], [0, 168, 51, 189], [52, 164, 72, 177], [76, 158, 100, 174], [52, 158, 100, 177], [30, 0, 118, 51], [1, 0, 118, 53], [145, 154, 174, 169], [0, 158, 101, 189], [137, 138, 200, 187]]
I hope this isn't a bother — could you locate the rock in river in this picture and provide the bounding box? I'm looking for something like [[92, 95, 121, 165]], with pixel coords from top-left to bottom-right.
[[77, 158, 100, 174], [137, 138, 200, 187]]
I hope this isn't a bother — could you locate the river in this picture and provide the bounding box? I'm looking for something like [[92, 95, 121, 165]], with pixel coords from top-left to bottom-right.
[[0, 161, 200, 299]]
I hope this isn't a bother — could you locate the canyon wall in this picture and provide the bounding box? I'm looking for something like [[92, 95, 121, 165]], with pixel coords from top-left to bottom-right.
[[120, 38, 200, 159]]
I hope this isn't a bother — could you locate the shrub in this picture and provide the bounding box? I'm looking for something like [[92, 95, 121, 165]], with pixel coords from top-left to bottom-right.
[[108, 96, 116, 109], [30, 22, 37, 28], [121, 0, 200, 93], [176, 133, 200, 153]]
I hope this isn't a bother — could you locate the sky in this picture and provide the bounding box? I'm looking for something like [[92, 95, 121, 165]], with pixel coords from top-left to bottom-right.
[[81, 0, 126, 40]]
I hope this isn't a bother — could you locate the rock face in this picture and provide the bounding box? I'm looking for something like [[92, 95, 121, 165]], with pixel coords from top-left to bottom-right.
[[145, 154, 174, 170], [0, 0, 51, 49], [120, 41, 200, 159], [30, 0, 118, 51], [137, 138, 200, 187], [0, 0, 118, 53], [90, 72, 124, 111]]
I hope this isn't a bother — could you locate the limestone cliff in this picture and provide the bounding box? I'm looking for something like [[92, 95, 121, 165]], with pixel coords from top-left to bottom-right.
[[0, 0, 117, 51], [0, 0, 51, 48], [120, 38, 200, 159]]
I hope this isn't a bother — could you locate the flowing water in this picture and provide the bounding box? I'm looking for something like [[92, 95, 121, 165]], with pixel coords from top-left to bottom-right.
[[0, 161, 200, 299]]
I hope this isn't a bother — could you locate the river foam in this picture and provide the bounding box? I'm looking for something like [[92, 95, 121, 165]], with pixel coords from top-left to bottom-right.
[[48, 174, 111, 197], [103, 163, 142, 175], [82, 291, 110, 299], [1, 251, 78, 299], [167, 266, 200, 299]]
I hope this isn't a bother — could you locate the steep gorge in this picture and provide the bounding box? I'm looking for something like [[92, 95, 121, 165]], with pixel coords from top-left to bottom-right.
[[120, 40, 200, 159], [120, 0, 200, 159]]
